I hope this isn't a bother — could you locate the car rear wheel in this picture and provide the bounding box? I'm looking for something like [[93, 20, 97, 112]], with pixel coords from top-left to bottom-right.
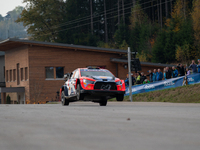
[[116, 94, 124, 101], [62, 91, 69, 106], [99, 97, 107, 106]]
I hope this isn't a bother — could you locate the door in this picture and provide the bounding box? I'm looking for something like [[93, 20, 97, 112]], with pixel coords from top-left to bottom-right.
[[17, 63, 20, 85]]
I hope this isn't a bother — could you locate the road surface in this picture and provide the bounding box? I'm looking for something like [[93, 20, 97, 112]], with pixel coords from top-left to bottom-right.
[[0, 102, 200, 150]]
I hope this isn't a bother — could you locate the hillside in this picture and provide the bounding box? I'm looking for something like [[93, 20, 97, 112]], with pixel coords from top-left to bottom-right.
[[122, 83, 200, 103]]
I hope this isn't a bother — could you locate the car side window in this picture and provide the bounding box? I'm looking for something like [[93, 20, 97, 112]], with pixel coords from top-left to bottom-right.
[[74, 70, 79, 79], [71, 70, 76, 79]]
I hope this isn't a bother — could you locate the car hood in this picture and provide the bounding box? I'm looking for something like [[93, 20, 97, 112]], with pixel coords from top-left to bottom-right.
[[90, 76, 115, 81]]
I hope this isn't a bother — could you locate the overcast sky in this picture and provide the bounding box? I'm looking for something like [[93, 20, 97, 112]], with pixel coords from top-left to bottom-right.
[[0, 0, 26, 17]]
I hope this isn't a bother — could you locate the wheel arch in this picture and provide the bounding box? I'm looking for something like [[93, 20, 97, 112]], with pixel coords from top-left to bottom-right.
[[75, 79, 80, 89]]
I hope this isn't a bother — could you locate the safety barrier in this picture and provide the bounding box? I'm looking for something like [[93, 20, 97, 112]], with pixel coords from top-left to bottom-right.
[[125, 73, 200, 96]]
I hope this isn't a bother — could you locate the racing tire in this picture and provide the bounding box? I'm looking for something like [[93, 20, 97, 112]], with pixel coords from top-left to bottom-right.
[[116, 94, 124, 101], [62, 91, 69, 106], [99, 97, 107, 106], [76, 84, 84, 100]]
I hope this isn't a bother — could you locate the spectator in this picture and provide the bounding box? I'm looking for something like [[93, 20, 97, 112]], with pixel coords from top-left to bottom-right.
[[186, 68, 190, 76], [156, 69, 163, 81], [140, 72, 147, 83], [163, 68, 166, 80], [189, 60, 197, 73], [125, 74, 136, 86], [152, 69, 157, 82], [197, 59, 200, 73], [143, 79, 150, 84], [177, 64, 185, 76], [125, 74, 129, 86], [146, 70, 153, 82], [172, 66, 178, 78], [136, 72, 141, 84], [166, 67, 172, 79]]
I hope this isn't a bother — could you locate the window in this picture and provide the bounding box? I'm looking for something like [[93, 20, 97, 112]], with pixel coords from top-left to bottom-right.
[[45, 67, 54, 78], [6, 70, 8, 82], [10, 70, 12, 81], [21, 68, 23, 81], [25, 67, 28, 80], [56, 67, 64, 78], [45, 67, 64, 79], [13, 69, 16, 81], [3, 66, 5, 78]]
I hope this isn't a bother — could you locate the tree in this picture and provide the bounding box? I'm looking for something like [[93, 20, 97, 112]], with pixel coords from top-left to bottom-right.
[[104, 0, 108, 43], [16, 0, 66, 42], [191, 0, 200, 48], [90, 0, 94, 34]]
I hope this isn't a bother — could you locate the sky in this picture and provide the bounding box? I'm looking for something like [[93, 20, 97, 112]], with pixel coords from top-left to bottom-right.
[[0, 0, 26, 17]]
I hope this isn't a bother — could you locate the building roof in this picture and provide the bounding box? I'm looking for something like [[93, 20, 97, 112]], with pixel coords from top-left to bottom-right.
[[110, 58, 174, 67], [0, 38, 127, 54]]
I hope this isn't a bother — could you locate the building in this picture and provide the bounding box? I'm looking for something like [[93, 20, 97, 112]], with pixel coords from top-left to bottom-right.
[[0, 39, 173, 104]]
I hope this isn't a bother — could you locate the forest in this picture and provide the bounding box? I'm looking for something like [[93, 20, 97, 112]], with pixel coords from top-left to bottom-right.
[[0, 6, 28, 40], [7, 0, 200, 64]]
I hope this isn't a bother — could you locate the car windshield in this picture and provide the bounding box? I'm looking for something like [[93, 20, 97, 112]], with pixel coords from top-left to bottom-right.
[[81, 70, 114, 77]]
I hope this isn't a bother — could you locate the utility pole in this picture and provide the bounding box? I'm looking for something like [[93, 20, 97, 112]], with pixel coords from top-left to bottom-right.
[[128, 47, 132, 102]]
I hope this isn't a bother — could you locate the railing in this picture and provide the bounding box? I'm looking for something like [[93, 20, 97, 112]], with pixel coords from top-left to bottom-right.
[[125, 73, 200, 96]]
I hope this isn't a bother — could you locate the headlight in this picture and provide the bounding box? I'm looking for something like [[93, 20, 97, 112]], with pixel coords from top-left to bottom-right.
[[116, 81, 122, 85], [83, 79, 95, 84]]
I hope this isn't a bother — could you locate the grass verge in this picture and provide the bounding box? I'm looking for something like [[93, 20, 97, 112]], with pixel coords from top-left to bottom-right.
[[109, 83, 200, 103]]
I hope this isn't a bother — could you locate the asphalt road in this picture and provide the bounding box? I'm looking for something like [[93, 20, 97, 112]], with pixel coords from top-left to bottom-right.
[[0, 102, 200, 150]]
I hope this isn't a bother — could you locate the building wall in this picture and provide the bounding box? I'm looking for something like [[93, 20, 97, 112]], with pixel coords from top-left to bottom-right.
[[4, 46, 30, 102], [0, 55, 5, 83], [28, 46, 125, 103]]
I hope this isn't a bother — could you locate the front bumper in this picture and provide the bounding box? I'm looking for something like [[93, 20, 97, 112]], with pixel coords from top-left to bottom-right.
[[80, 89, 125, 96]]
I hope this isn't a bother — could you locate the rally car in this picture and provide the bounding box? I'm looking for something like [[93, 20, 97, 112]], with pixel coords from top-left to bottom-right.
[[60, 67, 126, 106]]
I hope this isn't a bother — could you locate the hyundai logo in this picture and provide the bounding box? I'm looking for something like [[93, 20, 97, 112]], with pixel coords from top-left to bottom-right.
[[101, 84, 111, 90]]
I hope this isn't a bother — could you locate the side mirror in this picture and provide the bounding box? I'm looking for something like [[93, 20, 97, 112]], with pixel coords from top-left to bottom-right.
[[63, 73, 70, 81]]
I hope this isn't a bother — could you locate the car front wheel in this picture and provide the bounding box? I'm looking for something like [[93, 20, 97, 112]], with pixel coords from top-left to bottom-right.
[[76, 84, 84, 100], [99, 97, 107, 106], [62, 91, 69, 106], [116, 94, 124, 101]]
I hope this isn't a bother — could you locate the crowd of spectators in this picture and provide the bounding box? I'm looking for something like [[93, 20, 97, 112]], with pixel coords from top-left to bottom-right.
[[125, 59, 200, 86]]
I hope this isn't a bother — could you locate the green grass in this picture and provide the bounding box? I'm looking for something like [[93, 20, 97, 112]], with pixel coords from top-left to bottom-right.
[[109, 83, 200, 103]]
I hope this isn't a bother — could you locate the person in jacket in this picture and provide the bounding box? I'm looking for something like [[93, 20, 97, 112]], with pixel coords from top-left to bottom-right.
[[146, 70, 153, 82], [140, 72, 147, 83], [136, 72, 141, 84], [166, 67, 172, 79], [125, 74, 136, 86], [156, 69, 163, 81], [172, 66, 178, 78], [163, 68, 166, 80], [197, 59, 200, 73], [177, 64, 185, 76], [189, 60, 197, 73], [152, 69, 157, 82], [186, 68, 190, 76], [125, 74, 129, 86], [143, 79, 150, 84]]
